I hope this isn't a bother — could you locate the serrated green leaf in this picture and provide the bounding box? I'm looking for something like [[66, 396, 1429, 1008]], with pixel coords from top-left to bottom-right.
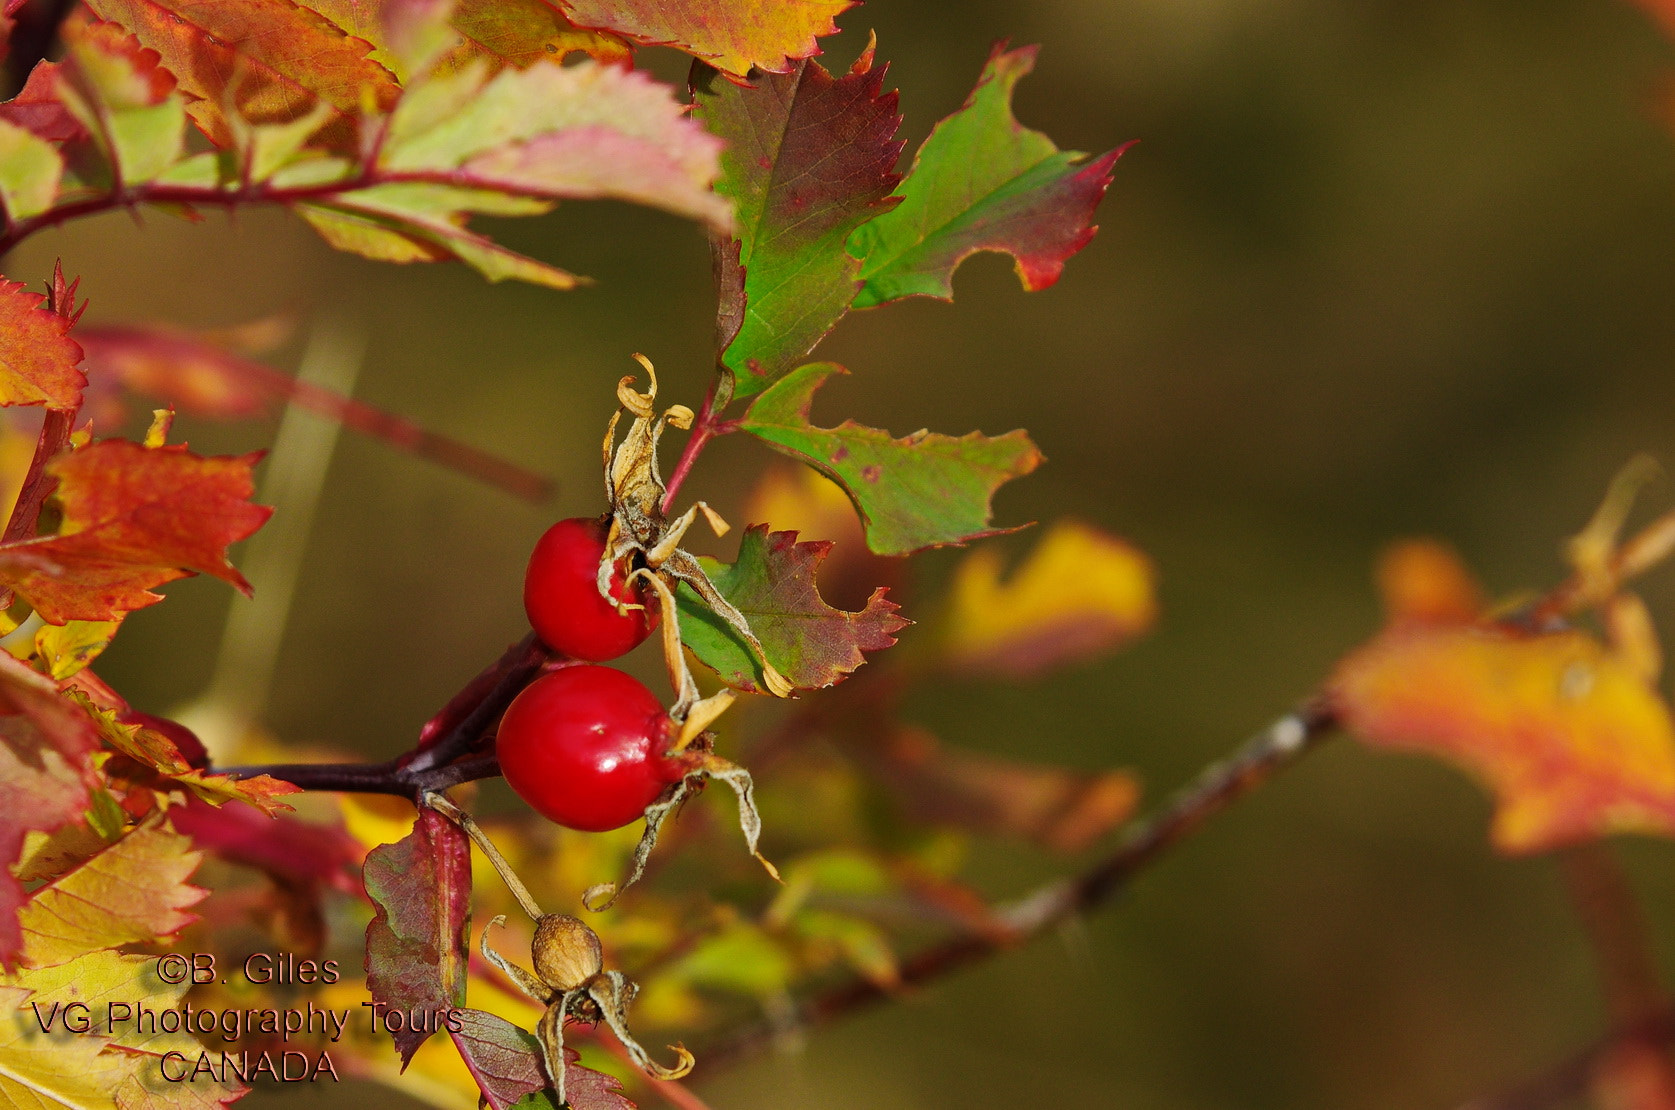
[[0, 121, 63, 219], [741, 363, 1044, 555], [676, 524, 906, 693], [848, 44, 1123, 308], [694, 50, 901, 396]]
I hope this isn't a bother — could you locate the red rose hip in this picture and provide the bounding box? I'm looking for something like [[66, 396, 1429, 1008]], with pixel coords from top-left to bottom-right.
[[524, 515, 657, 662], [496, 665, 687, 832]]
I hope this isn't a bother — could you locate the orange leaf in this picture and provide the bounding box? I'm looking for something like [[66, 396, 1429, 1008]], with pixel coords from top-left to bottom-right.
[[0, 438, 272, 623], [1333, 625, 1675, 854], [1375, 539, 1484, 625], [83, 0, 400, 146], [560, 0, 851, 78], [0, 278, 85, 411]]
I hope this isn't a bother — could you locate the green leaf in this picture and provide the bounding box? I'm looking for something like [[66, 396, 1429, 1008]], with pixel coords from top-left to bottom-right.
[[740, 363, 1044, 556], [848, 44, 1125, 308], [676, 524, 907, 693], [0, 122, 63, 219], [363, 807, 470, 1066], [694, 49, 901, 397]]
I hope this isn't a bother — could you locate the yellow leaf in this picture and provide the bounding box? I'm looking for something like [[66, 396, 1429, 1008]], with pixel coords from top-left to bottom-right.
[[0, 983, 132, 1110], [33, 620, 120, 681], [1333, 625, 1675, 853], [16, 816, 205, 968], [941, 519, 1155, 678]]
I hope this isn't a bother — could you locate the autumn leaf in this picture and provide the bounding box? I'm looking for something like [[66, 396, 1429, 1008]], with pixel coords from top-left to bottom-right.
[[740, 363, 1043, 556], [378, 59, 731, 229], [75, 697, 300, 813], [846, 725, 1140, 853], [1374, 539, 1486, 625], [0, 277, 85, 411], [939, 519, 1155, 679], [364, 806, 470, 1065], [694, 46, 901, 395], [560, 0, 852, 78], [0, 437, 271, 624], [56, 14, 187, 185], [170, 795, 363, 894], [1332, 625, 1675, 854], [82, 0, 401, 147], [449, 1010, 634, 1110], [849, 44, 1125, 308], [0, 812, 242, 1108], [676, 524, 907, 693], [16, 814, 206, 968], [0, 120, 64, 220], [0, 984, 138, 1109], [0, 719, 89, 966], [303, 0, 631, 81]]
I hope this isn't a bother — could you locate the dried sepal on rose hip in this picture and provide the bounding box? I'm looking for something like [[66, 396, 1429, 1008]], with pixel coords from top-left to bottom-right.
[[423, 793, 693, 1106]]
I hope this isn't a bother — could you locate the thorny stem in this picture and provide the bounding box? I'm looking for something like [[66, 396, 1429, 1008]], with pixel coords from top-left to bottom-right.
[[695, 699, 1340, 1068]]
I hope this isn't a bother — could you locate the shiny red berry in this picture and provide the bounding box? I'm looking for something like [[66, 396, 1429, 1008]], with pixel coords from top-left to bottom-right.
[[524, 515, 657, 662], [496, 665, 688, 832]]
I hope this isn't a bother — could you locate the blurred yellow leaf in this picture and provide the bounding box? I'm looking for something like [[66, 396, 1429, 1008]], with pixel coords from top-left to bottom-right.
[[1333, 625, 1675, 853], [941, 519, 1155, 678]]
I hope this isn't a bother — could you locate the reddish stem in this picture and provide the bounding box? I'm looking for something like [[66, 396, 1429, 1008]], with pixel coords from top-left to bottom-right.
[[660, 377, 726, 514]]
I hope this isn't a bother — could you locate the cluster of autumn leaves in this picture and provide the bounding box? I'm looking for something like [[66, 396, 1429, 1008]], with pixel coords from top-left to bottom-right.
[[0, 0, 1673, 1108]]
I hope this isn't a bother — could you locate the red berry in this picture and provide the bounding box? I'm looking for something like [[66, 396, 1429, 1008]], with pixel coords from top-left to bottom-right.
[[524, 515, 657, 661], [496, 665, 688, 832]]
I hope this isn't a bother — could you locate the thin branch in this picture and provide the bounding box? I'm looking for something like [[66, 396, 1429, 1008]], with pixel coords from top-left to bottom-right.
[[1558, 844, 1669, 1026], [217, 634, 552, 798], [695, 699, 1339, 1069], [1457, 1009, 1675, 1110]]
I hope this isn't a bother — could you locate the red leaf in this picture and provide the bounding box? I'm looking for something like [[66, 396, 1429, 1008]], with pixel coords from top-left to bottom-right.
[[364, 807, 470, 1065], [448, 1010, 634, 1110], [0, 438, 272, 623], [171, 795, 363, 895], [0, 718, 89, 967], [0, 62, 86, 144], [0, 277, 85, 411]]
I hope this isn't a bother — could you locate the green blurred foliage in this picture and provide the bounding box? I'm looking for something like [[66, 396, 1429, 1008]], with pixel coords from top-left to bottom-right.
[[16, 0, 1675, 1105]]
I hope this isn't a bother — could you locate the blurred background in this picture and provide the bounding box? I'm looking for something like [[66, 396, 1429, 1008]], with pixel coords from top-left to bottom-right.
[[15, 0, 1675, 1105]]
